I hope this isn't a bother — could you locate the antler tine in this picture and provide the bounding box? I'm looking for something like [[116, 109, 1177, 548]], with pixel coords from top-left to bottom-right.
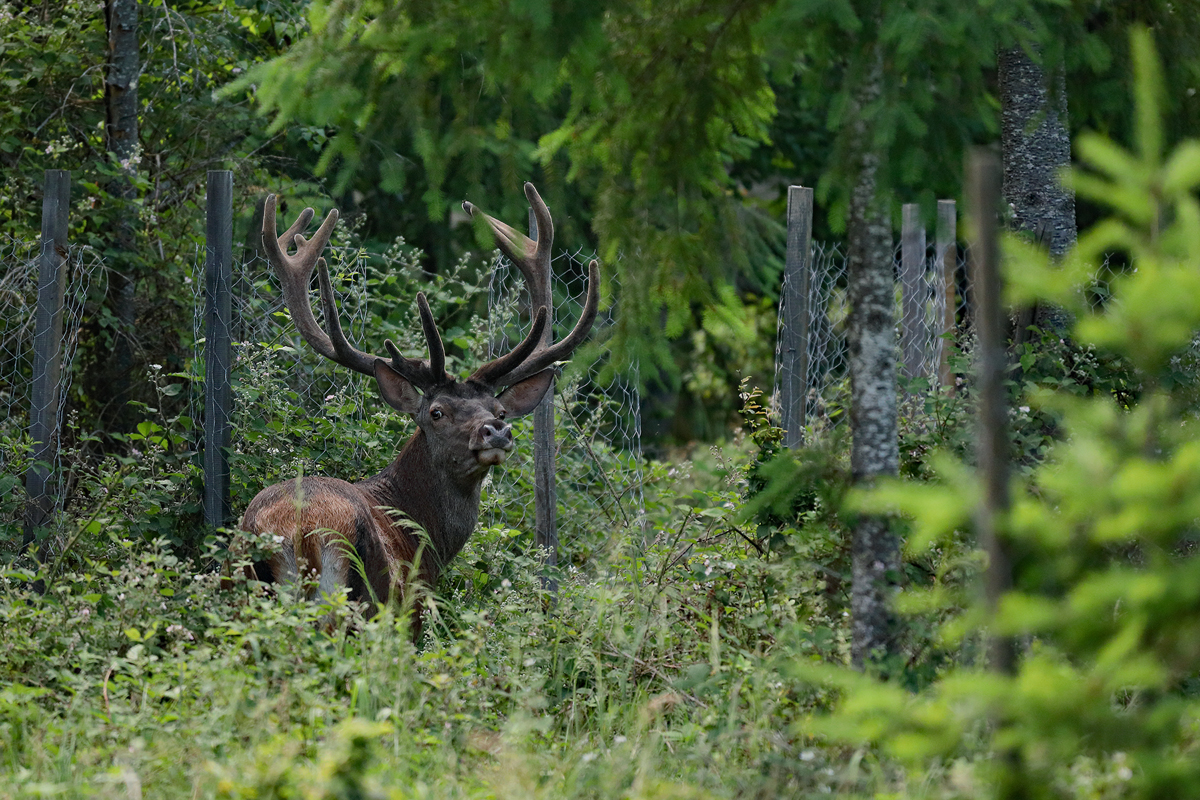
[[416, 293, 446, 381], [470, 306, 549, 385], [379, 293, 451, 388], [315, 257, 381, 376], [523, 182, 554, 309], [463, 184, 600, 388], [462, 181, 553, 311], [264, 195, 391, 375], [279, 206, 314, 249], [495, 259, 601, 387]]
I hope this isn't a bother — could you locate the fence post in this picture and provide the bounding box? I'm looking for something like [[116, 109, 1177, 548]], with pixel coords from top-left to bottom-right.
[[967, 148, 1014, 674], [780, 185, 813, 448], [529, 208, 558, 592], [936, 200, 957, 393], [22, 169, 70, 559], [900, 203, 927, 383], [204, 171, 233, 533]]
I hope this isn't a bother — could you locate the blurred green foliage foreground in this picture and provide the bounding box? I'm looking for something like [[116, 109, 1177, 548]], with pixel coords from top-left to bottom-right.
[[5, 30, 1200, 800]]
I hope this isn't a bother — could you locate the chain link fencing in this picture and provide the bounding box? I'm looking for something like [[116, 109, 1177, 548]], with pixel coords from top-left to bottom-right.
[[773, 239, 975, 438], [484, 249, 644, 559], [0, 237, 104, 530]]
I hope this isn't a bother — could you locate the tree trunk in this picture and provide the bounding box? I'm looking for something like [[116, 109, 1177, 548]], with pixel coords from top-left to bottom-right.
[[998, 46, 1076, 337], [104, 0, 140, 429], [845, 50, 900, 670]]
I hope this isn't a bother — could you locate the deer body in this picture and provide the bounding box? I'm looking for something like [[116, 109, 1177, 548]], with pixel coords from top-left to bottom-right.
[[237, 183, 598, 617]]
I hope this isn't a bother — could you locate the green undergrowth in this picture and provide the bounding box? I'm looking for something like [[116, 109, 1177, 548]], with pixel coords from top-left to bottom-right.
[[0, 447, 856, 798]]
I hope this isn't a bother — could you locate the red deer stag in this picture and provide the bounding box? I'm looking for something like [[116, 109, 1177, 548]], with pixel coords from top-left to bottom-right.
[[238, 182, 598, 616]]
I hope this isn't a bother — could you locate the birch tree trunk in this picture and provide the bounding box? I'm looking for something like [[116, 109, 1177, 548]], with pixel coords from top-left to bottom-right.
[[845, 50, 900, 670], [104, 0, 141, 428]]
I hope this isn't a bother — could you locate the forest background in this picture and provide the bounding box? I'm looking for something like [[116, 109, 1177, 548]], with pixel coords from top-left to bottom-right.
[[4, 0, 1198, 447], [4, 0, 1200, 798]]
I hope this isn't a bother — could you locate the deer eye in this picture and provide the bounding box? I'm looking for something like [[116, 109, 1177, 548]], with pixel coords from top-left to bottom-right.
[[430, 408, 443, 420], [497, 409, 506, 420]]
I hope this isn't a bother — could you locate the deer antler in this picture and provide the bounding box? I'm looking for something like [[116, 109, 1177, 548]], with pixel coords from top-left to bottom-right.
[[263, 194, 553, 390], [464, 182, 600, 387]]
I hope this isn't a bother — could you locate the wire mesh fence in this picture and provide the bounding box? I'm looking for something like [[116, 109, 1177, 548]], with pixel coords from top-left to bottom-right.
[[0, 237, 104, 523], [773, 239, 975, 438], [484, 249, 644, 555], [188, 246, 376, 489], [772, 221, 1132, 443], [185, 238, 643, 553]]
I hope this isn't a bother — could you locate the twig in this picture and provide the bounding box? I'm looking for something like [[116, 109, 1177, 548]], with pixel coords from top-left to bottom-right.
[[599, 646, 707, 708], [102, 665, 113, 715]]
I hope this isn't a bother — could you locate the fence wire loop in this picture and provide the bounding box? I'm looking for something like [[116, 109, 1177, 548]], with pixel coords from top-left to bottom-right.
[[485, 250, 644, 545]]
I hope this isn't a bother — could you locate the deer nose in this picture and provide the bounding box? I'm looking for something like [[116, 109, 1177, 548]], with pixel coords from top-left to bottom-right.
[[482, 419, 513, 448]]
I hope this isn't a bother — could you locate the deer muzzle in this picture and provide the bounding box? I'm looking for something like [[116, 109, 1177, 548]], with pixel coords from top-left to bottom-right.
[[473, 419, 514, 466]]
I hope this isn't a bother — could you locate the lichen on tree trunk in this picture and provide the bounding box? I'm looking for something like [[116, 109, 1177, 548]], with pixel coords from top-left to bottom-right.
[[845, 51, 900, 670], [998, 47, 1076, 257]]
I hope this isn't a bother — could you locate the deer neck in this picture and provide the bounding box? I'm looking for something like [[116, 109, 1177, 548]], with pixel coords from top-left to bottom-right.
[[357, 428, 483, 571]]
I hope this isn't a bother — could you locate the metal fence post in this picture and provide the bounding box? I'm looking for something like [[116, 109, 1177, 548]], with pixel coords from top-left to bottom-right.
[[204, 171, 233, 533], [780, 185, 813, 448], [529, 208, 558, 592], [900, 203, 927, 383], [936, 199, 957, 393], [22, 169, 70, 558]]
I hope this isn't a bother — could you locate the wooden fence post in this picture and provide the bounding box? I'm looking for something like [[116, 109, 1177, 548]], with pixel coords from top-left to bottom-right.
[[779, 185, 813, 448], [529, 208, 558, 592], [900, 203, 926, 382], [22, 169, 70, 559], [204, 171, 233, 533], [967, 148, 1014, 674], [937, 200, 957, 393]]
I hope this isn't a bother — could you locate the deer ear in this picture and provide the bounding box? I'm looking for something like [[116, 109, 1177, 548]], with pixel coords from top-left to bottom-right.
[[374, 359, 422, 414], [496, 369, 555, 418]]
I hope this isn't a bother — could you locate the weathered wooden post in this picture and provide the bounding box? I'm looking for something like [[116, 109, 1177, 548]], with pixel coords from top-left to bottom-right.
[[204, 171, 233, 533], [22, 170, 71, 559], [968, 148, 1014, 675], [529, 208, 558, 591], [900, 203, 927, 382], [779, 185, 813, 448], [937, 200, 957, 393]]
